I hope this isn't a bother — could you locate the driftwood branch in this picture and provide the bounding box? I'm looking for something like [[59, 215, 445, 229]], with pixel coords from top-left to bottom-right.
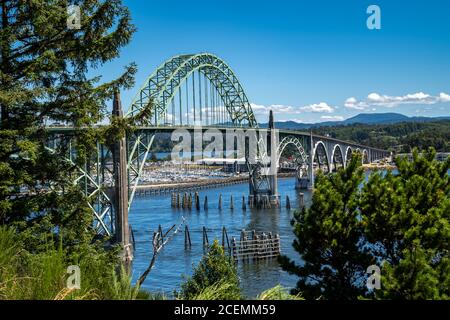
[[136, 218, 185, 287]]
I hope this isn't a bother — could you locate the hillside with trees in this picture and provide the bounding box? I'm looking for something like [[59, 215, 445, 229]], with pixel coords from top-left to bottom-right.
[[313, 120, 450, 153]]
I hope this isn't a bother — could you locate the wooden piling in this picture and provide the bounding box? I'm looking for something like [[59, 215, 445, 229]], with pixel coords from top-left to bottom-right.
[[188, 193, 192, 209], [171, 193, 175, 207], [202, 226, 209, 248], [204, 196, 208, 211], [184, 225, 191, 250], [222, 226, 230, 254], [195, 192, 200, 211], [242, 195, 246, 211], [251, 230, 257, 261], [230, 195, 234, 210], [218, 194, 222, 210], [231, 237, 237, 261], [182, 193, 187, 209], [299, 193, 304, 208], [286, 195, 291, 210]]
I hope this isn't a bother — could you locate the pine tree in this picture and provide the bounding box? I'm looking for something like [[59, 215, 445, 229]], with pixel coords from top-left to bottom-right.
[[178, 240, 241, 300], [279, 154, 374, 300], [282, 148, 450, 300], [0, 0, 136, 249], [361, 148, 450, 299]]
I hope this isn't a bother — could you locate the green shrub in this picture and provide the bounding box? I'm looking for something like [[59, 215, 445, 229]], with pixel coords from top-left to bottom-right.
[[178, 240, 241, 300]]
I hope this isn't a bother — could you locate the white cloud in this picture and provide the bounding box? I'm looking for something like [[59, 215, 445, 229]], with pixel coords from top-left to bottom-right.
[[250, 103, 295, 116], [439, 92, 450, 102], [299, 102, 334, 113], [345, 97, 367, 110], [345, 91, 450, 110], [250, 101, 335, 116], [321, 115, 344, 121]]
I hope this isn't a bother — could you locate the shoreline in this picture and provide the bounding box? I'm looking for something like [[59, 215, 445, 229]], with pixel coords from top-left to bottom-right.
[[362, 163, 397, 170], [134, 172, 296, 195]]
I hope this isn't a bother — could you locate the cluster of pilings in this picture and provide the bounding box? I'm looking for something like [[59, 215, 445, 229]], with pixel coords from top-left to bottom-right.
[[233, 229, 281, 261], [183, 226, 281, 262], [171, 192, 305, 211], [171, 192, 247, 211]]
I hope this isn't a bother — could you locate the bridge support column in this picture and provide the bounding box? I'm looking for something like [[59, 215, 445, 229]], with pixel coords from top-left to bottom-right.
[[247, 110, 280, 208], [268, 110, 280, 206], [112, 89, 132, 263], [307, 130, 314, 190]]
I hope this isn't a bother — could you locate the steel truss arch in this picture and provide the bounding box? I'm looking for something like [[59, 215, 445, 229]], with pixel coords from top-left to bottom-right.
[[126, 53, 257, 127], [277, 136, 308, 164]]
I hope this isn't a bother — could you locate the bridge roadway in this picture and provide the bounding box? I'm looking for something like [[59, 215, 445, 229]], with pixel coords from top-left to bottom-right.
[[48, 124, 390, 166]]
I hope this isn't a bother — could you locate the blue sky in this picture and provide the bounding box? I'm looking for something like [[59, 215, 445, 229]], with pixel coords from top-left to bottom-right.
[[98, 0, 450, 123]]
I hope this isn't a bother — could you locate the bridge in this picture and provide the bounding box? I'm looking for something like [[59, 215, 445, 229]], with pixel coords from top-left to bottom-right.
[[46, 53, 390, 260]]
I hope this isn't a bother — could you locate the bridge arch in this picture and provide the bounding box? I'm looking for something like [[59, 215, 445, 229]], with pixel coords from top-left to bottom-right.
[[125, 53, 257, 127], [313, 141, 330, 173], [331, 144, 345, 171], [277, 136, 309, 178], [344, 146, 353, 165], [362, 149, 369, 164], [277, 136, 308, 164]]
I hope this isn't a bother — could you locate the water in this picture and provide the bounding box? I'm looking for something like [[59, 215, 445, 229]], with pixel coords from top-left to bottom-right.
[[129, 177, 310, 298]]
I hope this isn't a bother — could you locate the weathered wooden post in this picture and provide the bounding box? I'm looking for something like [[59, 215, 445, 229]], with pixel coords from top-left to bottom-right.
[[188, 193, 192, 209], [240, 229, 246, 260], [222, 226, 230, 254], [182, 193, 187, 209], [230, 195, 234, 210], [242, 195, 246, 211], [111, 89, 131, 263], [202, 226, 209, 249], [274, 233, 280, 255], [204, 195, 208, 211], [195, 192, 200, 211], [251, 230, 257, 260], [231, 237, 237, 261], [184, 225, 191, 250], [299, 192, 304, 208], [268, 232, 273, 257], [286, 195, 291, 210], [218, 194, 222, 210]]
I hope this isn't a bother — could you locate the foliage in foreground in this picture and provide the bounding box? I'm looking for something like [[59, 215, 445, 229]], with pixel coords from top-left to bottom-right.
[[0, 226, 150, 300], [280, 148, 450, 300], [0, 0, 136, 252], [178, 240, 242, 300], [256, 285, 303, 300]]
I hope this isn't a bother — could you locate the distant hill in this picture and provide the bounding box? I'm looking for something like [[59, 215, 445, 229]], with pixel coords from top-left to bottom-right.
[[260, 113, 450, 130]]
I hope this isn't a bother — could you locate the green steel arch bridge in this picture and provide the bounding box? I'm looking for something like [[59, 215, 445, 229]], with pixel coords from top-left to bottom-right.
[[47, 53, 390, 256]]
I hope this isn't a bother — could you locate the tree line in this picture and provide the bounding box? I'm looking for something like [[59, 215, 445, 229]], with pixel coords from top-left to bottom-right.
[[314, 120, 450, 153]]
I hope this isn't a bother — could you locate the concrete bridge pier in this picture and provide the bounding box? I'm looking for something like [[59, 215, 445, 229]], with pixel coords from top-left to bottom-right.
[[307, 131, 315, 190], [247, 110, 280, 208], [268, 110, 280, 206]]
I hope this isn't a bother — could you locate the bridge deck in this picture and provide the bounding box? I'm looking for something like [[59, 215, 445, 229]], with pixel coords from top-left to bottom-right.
[[46, 125, 389, 153]]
